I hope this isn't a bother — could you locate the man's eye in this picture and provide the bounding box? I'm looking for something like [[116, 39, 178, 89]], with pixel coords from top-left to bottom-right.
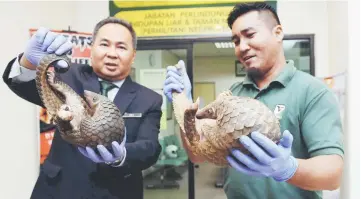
[[247, 33, 256, 37]]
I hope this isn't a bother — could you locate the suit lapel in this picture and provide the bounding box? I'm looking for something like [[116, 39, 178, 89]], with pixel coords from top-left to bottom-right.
[[82, 67, 101, 94], [113, 76, 137, 114], [81, 67, 137, 114]]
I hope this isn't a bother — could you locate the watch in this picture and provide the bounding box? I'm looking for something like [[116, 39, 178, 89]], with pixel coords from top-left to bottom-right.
[[106, 158, 122, 167]]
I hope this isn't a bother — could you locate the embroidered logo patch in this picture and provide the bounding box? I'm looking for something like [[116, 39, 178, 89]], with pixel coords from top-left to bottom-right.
[[274, 104, 286, 120]]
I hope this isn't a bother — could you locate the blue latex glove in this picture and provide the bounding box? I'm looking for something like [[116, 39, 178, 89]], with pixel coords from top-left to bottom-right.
[[78, 129, 127, 166], [24, 27, 72, 68], [227, 130, 298, 182], [163, 60, 192, 102]]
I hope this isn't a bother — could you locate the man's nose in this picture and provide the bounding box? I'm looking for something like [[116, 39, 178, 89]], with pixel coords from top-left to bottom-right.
[[106, 47, 118, 58], [239, 39, 250, 53]]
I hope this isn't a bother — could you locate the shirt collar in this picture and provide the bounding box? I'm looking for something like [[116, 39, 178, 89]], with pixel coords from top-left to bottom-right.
[[243, 60, 296, 88], [98, 78, 125, 88], [273, 60, 297, 87]]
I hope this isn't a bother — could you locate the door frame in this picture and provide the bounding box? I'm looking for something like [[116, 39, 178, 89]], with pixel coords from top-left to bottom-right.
[[136, 43, 196, 199]]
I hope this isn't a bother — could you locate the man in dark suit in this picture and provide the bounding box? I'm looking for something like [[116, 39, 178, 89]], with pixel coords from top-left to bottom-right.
[[2, 17, 162, 199]]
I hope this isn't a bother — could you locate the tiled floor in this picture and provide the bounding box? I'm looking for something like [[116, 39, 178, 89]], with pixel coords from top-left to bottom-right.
[[143, 162, 226, 199], [143, 162, 340, 199]]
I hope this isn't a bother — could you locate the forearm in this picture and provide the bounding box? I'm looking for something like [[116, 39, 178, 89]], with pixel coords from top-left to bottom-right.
[[8, 54, 37, 82], [287, 154, 344, 190], [3, 56, 43, 106]]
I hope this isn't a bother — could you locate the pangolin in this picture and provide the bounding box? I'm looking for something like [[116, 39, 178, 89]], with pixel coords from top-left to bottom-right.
[[35, 53, 125, 150], [171, 61, 281, 166]]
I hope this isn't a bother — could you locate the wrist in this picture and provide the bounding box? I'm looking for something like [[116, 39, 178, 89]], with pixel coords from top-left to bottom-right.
[[108, 158, 122, 167], [107, 147, 127, 167], [20, 55, 36, 70], [273, 156, 299, 182]]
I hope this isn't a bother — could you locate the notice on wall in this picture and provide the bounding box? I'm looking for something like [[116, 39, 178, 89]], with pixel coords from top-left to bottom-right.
[[115, 7, 233, 37], [110, 0, 274, 37], [139, 68, 167, 90], [112, 0, 240, 8], [30, 29, 92, 164]]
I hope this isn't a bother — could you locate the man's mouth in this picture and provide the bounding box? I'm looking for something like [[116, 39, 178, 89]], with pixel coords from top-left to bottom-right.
[[242, 55, 255, 62], [105, 62, 117, 67]]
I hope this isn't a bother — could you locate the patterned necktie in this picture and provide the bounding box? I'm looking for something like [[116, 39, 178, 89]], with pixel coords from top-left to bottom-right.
[[100, 81, 117, 97]]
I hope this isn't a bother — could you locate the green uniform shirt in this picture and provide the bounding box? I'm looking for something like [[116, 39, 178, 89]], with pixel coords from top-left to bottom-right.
[[223, 60, 344, 199]]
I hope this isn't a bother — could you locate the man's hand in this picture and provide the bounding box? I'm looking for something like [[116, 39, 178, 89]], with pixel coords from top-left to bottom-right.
[[227, 130, 298, 182], [78, 130, 127, 167], [21, 27, 72, 70], [163, 60, 192, 102]]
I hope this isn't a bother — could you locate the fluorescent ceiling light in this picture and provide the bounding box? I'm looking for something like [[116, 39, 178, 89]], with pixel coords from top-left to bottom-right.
[[214, 42, 235, 48]]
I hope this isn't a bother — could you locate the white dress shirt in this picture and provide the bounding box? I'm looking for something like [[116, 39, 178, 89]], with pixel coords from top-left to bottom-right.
[[8, 56, 127, 167]]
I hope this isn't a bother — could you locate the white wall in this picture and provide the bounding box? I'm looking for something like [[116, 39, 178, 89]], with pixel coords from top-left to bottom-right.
[[343, 2, 360, 199], [278, 1, 349, 78], [0, 1, 108, 198], [277, 1, 330, 77], [0, 2, 73, 198], [327, 1, 349, 75]]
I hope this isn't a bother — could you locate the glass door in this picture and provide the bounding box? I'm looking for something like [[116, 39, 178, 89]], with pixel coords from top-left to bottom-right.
[[134, 41, 195, 199]]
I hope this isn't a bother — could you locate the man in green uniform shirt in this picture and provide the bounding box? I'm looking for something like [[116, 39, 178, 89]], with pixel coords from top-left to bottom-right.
[[163, 2, 344, 199]]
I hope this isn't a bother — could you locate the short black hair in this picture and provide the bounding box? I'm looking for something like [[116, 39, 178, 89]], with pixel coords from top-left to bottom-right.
[[227, 2, 281, 29], [92, 17, 137, 50]]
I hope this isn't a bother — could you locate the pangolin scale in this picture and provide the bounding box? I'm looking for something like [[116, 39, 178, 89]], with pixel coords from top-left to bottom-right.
[[172, 62, 281, 166], [35, 54, 125, 150]]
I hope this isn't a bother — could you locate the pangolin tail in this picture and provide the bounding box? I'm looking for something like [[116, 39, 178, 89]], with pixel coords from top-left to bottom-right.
[[171, 61, 193, 134], [35, 54, 71, 118], [35, 54, 91, 117]]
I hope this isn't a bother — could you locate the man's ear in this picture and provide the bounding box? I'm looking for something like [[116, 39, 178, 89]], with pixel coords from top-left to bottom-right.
[[273, 25, 284, 42], [89, 43, 95, 65], [131, 50, 136, 64]]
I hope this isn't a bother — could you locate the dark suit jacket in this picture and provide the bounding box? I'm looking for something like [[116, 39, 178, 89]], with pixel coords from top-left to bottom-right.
[[2, 54, 163, 199]]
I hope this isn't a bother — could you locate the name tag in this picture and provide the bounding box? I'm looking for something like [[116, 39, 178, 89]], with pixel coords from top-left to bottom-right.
[[123, 112, 142, 118]]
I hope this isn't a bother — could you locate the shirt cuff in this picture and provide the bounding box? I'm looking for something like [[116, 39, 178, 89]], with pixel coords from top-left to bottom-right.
[[310, 147, 345, 159], [8, 56, 36, 82]]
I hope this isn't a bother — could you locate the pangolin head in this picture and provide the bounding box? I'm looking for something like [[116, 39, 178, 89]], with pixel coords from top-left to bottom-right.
[[57, 104, 73, 121], [83, 90, 107, 109], [195, 100, 218, 120]]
